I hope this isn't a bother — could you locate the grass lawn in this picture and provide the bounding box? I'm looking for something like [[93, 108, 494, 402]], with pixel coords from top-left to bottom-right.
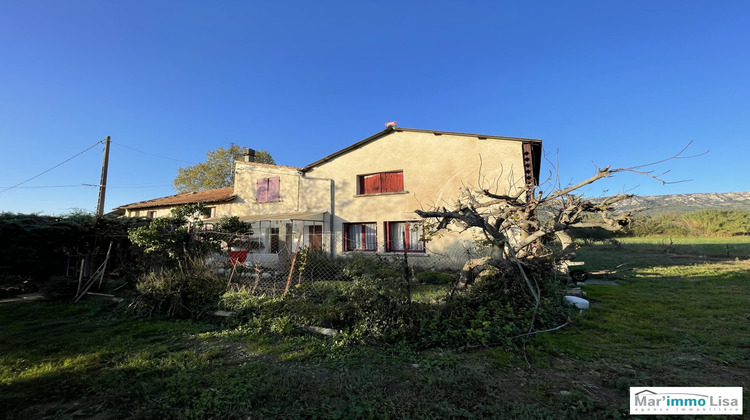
[[1, 238, 748, 419]]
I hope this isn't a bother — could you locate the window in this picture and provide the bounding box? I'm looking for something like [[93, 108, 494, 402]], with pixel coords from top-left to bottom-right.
[[203, 207, 217, 219], [385, 221, 425, 252], [147, 211, 156, 218], [344, 222, 377, 251], [357, 171, 404, 195], [257, 177, 281, 203], [242, 222, 280, 254]]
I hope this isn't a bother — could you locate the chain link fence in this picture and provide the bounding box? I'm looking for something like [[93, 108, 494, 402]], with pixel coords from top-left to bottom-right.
[[201, 230, 493, 299]]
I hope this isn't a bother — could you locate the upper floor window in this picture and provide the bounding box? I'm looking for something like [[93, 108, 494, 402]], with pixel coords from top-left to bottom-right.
[[385, 221, 425, 252], [257, 177, 280, 203], [147, 211, 156, 218], [344, 222, 377, 251], [357, 171, 404, 195]]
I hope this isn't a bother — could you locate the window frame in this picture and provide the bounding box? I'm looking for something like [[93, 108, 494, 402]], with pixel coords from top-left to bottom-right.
[[203, 206, 217, 219], [384, 221, 425, 253], [343, 222, 378, 252]]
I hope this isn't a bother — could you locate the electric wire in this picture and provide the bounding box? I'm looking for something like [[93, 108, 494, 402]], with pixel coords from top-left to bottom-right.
[[0, 183, 173, 189], [0, 185, 94, 189], [110, 140, 197, 165], [0, 140, 105, 194]]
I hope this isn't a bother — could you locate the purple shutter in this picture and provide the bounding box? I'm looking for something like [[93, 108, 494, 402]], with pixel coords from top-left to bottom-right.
[[257, 178, 268, 202], [268, 177, 280, 201]]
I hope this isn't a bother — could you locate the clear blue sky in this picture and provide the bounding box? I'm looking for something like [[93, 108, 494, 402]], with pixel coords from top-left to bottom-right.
[[1, 1, 748, 215]]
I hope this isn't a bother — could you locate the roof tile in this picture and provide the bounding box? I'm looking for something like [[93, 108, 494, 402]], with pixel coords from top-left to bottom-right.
[[117, 187, 235, 210]]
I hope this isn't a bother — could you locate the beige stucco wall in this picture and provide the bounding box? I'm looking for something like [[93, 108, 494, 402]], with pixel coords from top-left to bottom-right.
[[304, 130, 530, 255], [223, 162, 331, 219]]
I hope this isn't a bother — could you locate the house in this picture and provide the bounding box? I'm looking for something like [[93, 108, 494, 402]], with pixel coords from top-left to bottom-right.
[[116, 126, 541, 267]]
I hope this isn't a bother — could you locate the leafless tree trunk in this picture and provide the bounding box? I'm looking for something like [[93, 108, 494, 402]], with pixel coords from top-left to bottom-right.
[[416, 144, 703, 291]]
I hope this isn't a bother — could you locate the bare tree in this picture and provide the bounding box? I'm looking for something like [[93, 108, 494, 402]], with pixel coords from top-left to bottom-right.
[[415, 144, 702, 291]]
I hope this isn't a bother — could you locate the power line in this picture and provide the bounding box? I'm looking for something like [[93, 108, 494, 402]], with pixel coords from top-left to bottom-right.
[[0, 140, 105, 194], [110, 140, 197, 165], [0, 184, 96, 189], [0, 183, 173, 189]]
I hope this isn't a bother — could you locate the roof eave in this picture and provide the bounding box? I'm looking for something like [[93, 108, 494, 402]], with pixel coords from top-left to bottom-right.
[[301, 127, 542, 172], [301, 126, 396, 172]]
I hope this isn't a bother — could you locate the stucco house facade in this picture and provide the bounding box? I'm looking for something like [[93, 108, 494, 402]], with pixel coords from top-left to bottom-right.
[[116, 126, 541, 265]]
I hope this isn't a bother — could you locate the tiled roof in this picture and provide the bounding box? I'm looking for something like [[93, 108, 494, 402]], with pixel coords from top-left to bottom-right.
[[116, 187, 236, 210]]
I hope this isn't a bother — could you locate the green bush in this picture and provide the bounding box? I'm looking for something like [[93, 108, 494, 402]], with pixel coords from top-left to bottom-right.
[[629, 210, 750, 237], [222, 276, 413, 341], [130, 262, 226, 318], [128, 203, 224, 271], [0, 212, 148, 294], [567, 226, 620, 245], [341, 253, 401, 281], [297, 249, 347, 282], [221, 257, 571, 349], [417, 263, 572, 348], [415, 270, 456, 285]]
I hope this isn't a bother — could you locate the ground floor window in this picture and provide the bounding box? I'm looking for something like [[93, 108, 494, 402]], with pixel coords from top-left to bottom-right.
[[246, 220, 280, 253], [344, 222, 377, 251], [385, 221, 425, 252]]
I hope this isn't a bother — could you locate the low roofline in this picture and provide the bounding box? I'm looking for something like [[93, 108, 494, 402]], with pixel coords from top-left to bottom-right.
[[301, 127, 542, 172], [115, 186, 236, 211]]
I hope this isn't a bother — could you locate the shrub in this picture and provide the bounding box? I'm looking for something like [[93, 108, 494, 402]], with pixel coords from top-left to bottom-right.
[[629, 210, 750, 237], [567, 226, 620, 245], [341, 253, 401, 281], [417, 263, 572, 348], [128, 204, 221, 270], [0, 212, 148, 295], [297, 249, 347, 283], [130, 261, 226, 318], [415, 270, 456, 285], [221, 257, 572, 349]]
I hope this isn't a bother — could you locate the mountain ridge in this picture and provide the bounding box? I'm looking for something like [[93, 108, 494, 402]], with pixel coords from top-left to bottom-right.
[[613, 191, 750, 215]]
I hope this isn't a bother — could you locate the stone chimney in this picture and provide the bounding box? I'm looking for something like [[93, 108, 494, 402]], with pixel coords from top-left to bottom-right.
[[243, 148, 256, 162]]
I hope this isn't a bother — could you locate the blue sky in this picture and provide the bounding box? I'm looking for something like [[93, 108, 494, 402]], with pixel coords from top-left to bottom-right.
[[1, 1, 748, 214]]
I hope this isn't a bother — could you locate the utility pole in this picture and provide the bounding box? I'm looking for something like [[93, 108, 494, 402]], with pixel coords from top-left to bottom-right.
[[96, 136, 111, 217]]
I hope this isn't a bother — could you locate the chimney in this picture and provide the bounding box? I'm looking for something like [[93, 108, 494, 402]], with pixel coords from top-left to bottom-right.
[[243, 148, 256, 162]]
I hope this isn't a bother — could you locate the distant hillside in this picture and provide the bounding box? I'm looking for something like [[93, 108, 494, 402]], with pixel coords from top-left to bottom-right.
[[614, 192, 750, 215]]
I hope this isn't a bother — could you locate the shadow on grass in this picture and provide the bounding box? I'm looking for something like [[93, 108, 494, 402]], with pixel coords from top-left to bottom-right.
[[574, 240, 750, 275], [1, 301, 631, 419]]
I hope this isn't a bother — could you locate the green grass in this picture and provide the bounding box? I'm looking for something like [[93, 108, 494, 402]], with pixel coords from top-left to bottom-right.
[[572, 236, 750, 273], [1, 238, 749, 418], [619, 235, 750, 258]]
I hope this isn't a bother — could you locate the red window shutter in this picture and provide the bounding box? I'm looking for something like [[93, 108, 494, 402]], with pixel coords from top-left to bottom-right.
[[363, 174, 381, 194], [268, 177, 280, 201], [381, 171, 403, 193], [257, 178, 268, 202]]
